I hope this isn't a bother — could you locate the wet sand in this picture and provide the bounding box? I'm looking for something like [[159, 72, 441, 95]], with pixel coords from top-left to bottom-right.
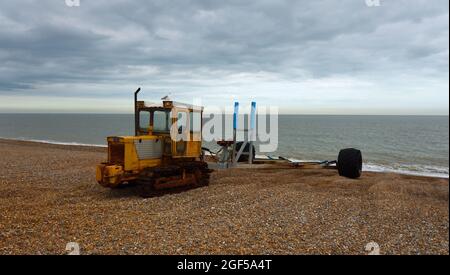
[[0, 138, 448, 255]]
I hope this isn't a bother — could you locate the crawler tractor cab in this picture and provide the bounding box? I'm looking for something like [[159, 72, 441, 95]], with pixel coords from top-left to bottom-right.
[[96, 88, 211, 195]]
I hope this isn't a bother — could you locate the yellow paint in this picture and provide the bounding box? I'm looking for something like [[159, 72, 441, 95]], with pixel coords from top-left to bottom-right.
[[96, 164, 124, 188], [97, 101, 205, 188]]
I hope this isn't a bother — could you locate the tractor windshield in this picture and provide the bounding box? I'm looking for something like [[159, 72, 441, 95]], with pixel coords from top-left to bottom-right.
[[153, 110, 171, 133], [139, 110, 151, 132]]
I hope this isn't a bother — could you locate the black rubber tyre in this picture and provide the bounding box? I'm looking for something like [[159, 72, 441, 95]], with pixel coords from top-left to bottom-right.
[[235, 142, 256, 162], [337, 148, 362, 179]]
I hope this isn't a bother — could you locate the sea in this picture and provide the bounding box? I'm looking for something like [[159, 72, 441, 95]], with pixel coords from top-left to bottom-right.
[[0, 114, 448, 178]]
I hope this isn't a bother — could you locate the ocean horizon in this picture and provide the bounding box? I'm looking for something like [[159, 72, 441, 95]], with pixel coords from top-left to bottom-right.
[[0, 114, 448, 178]]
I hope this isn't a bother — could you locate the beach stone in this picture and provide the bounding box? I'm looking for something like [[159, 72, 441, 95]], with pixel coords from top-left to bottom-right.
[[0, 139, 448, 255]]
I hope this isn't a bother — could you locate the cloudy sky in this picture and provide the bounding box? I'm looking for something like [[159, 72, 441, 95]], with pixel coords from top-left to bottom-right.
[[0, 0, 448, 114]]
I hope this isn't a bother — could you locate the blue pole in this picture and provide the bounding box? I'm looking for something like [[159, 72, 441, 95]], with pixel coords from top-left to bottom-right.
[[249, 102, 256, 164], [231, 102, 239, 164], [250, 101, 256, 131], [233, 102, 239, 130]]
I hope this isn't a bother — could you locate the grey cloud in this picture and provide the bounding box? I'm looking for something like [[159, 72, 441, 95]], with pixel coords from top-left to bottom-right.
[[0, 0, 448, 113]]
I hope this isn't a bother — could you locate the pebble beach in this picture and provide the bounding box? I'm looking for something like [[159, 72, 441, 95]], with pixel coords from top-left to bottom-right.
[[0, 138, 448, 255]]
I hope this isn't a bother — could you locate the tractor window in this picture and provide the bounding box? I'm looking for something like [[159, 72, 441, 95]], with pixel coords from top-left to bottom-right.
[[190, 111, 201, 133], [153, 110, 171, 132], [139, 111, 151, 131]]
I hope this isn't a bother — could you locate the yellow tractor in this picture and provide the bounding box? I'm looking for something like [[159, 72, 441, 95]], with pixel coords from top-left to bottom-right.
[[96, 88, 212, 196]]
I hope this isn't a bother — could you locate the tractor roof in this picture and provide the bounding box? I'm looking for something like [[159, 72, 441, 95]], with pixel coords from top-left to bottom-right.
[[137, 100, 204, 111]]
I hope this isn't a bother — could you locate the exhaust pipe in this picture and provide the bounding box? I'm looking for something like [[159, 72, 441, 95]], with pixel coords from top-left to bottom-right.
[[134, 87, 141, 136]]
